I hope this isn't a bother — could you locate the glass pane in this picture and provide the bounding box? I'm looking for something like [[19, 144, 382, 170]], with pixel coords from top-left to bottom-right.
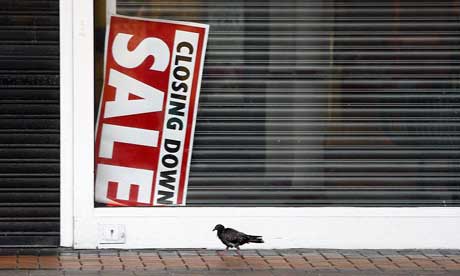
[[95, 0, 460, 207]]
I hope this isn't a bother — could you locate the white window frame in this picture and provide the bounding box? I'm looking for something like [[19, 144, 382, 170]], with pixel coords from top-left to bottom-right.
[[60, 0, 460, 249]]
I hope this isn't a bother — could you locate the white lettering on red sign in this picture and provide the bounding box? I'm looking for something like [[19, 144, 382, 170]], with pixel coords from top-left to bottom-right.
[[94, 15, 208, 206]]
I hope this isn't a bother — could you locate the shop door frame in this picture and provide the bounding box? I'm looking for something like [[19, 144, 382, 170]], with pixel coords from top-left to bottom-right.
[[59, 0, 460, 249]]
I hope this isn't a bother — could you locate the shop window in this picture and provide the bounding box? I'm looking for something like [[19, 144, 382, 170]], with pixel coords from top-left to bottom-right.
[[94, 0, 460, 207]]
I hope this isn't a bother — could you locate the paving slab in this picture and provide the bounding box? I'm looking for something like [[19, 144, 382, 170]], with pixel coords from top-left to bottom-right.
[[0, 249, 457, 275]]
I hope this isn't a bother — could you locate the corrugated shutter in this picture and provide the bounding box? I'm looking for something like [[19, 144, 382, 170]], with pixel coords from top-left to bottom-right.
[[0, 0, 59, 246], [116, 0, 460, 206]]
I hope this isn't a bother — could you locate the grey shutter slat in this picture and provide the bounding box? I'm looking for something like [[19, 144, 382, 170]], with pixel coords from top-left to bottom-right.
[[117, 0, 460, 206], [0, 0, 59, 246]]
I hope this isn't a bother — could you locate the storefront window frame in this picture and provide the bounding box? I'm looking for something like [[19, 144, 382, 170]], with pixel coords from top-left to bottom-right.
[[59, 0, 460, 249]]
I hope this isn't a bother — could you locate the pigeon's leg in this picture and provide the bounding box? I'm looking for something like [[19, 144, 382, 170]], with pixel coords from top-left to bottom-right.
[[235, 245, 241, 250], [225, 246, 229, 250]]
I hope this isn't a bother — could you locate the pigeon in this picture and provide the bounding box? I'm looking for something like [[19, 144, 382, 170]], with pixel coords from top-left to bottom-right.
[[213, 224, 264, 250]]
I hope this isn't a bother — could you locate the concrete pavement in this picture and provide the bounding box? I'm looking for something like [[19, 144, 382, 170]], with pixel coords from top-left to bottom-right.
[[0, 249, 458, 275]]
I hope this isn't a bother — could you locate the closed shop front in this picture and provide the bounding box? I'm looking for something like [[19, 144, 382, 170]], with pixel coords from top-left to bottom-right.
[[0, 0, 60, 247], [59, 0, 460, 249], [111, 0, 460, 207]]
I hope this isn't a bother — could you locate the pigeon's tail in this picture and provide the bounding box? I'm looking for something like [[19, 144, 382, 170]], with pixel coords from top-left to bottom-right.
[[248, 235, 264, 243]]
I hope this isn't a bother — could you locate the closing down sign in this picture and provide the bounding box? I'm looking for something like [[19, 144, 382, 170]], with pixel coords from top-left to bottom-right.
[[95, 15, 209, 206]]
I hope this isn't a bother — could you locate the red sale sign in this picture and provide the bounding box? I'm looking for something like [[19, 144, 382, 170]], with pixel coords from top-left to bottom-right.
[[94, 15, 208, 206]]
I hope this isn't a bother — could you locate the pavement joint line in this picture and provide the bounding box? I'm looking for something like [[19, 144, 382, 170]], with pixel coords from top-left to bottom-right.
[[260, 253, 272, 270]]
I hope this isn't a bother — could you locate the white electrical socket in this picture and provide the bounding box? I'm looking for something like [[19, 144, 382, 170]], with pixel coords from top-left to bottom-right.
[[98, 224, 126, 244]]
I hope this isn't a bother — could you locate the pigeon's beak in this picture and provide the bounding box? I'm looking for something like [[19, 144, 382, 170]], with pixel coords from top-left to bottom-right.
[[212, 228, 216, 231]]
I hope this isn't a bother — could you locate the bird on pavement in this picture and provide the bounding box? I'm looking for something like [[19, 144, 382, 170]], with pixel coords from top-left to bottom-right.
[[213, 224, 264, 250]]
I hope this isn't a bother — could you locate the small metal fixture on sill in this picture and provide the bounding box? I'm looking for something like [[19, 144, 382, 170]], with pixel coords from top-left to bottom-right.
[[98, 224, 126, 244]]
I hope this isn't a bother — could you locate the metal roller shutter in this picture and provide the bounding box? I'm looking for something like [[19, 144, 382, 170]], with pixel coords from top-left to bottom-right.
[[116, 0, 460, 206], [0, 0, 59, 246]]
